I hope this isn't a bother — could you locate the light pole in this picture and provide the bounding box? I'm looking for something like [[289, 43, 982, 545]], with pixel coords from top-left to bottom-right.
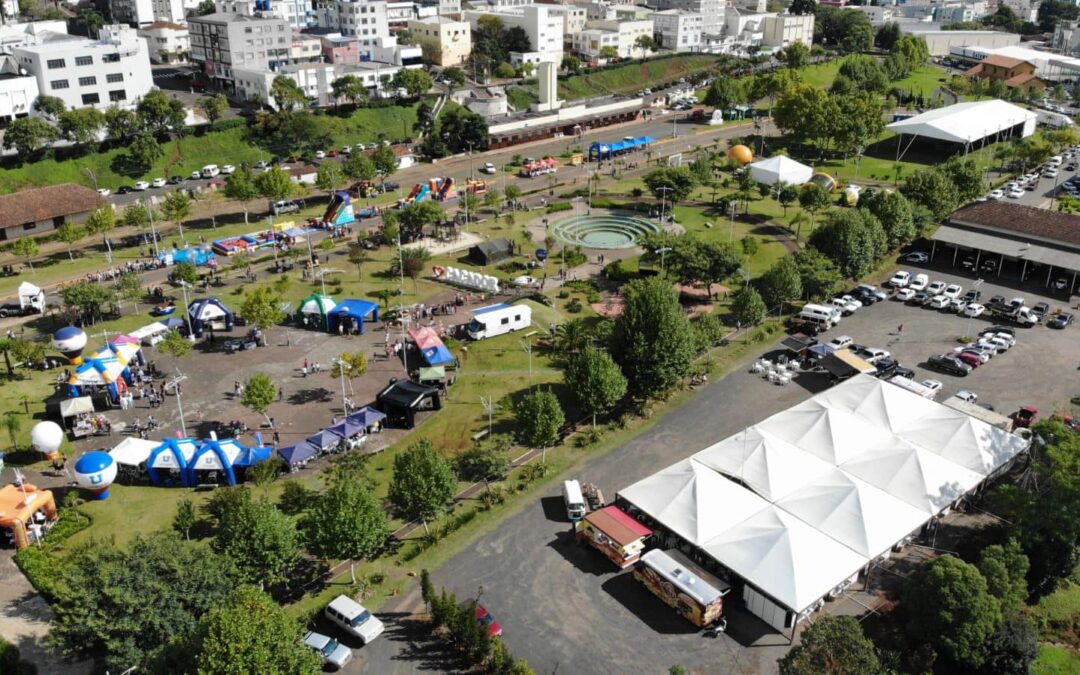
[[334, 358, 348, 413], [178, 281, 195, 340], [964, 279, 984, 339], [480, 396, 496, 437], [168, 369, 189, 437], [83, 167, 98, 192], [144, 199, 160, 258], [728, 200, 737, 241], [656, 185, 673, 226], [519, 336, 533, 385], [655, 246, 672, 275], [396, 234, 409, 373]]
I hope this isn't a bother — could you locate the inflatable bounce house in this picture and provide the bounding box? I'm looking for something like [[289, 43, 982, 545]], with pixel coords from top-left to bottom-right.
[[399, 182, 431, 206], [297, 293, 337, 331], [187, 297, 234, 338], [805, 172, 839, 193], [465, 178, 490, 195], [66, 337, 144, 403], [430, 177, 458, 202], [0, 483, 58, 549], [148, 437, 199, 487], [323, 191, 357, 229]]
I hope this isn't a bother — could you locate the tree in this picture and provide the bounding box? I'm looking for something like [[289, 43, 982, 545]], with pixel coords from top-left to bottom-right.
[[190, 586, 321, 675], [211, 489, 300, 585], [2, 117, 57, 156], [979, 612, 1038, 675], [904, 555, 1002, 668], [347, 246, 370, 281], [388, 439, 457, 534], [774, 84, 838, 148], [643, 166, 697, 203], [777, 183, 800, 216], [255, 165, 294, 202], [798, 183, 831, 229], [198, 93, 229, 126], [2, 413, 20, 450], [456, 435, 511, 484], [330, 74, 367, 108], [240, 372, 278, 427], [173, 498, 198, 541], [561, 54, 582, 75], [11, 236, 39, 271], [414, 100, 436, 136], [515, 388, 564, 447], [47, 534, 238, 672], [875, 22, 903, 51], [398, 200, 444, 239], [136, 90, 186, 136], [901, 167, 960, 220], [494, 62, 517, 79], [778, 615, 881, 675], [392, 68, 434, 98], [634, 34, 657, 57], [599, 45, 619, 61], [832, 93, 885, 155], [792, 247, 844, 300], [809, 209, 887, 280], [161, 190, 192, 242], [159, 329, 192, 360], [58, 107, 105, 147], [861, 189, 915, 248], [54, 223, 84, 262], [371, 143, 398, 179], [757, 255, 802, 309], [565, 346, 627, 426], [316, 160, 346, 196], [172, 261, 198, 286], [84, 206, 116, 247], [610, 276, 696, 396], [942, 156, 985, 203], [104, 106, 141, 140], [977, 539, 1029, 612], [892, 35, 930, 71], [222, 167, 260, 223], [270, 75, 307, 112], [781, 42, 810, 69], [841, 23, 874, 54], [343, 152, 377, 182], [61, 282, 116, 324], [704, 79, 744, 110], [438, 106, 490, 153], [789, 0, 815, 14], [33, 94, 66, 120], [128, 133, 163, 173], [732, 286, 766, 326], [330, 350, 368, 385], [302, 476, 389, 561], [443, 66, 467, 87]]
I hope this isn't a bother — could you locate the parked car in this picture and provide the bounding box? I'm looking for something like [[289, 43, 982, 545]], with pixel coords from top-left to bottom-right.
[[929, 295, 951, 309], [96, 188, 111, 197], [828, 335, 853, 350], [315, 150, 327, 159], [325, 596, 384, 644], [151, 178, 167, 188], [856, 284, 888, 302], [943, 284, 963, 300], [927, 281, 947, 295], [303, 631, 352, 669], [134, 181, 150, 191], [963, 303, 986, 317], [987, 189, 1005, 199], [896, 288, 916, 301], [474, 604, 503, 637], [928, 354, 973, 376], [1007, 188, 1024, 199], [909, 274, 929, 291], [831, 297, 859, 315], [955, 351, 985, 368], [1049, 312, 1074, 329], [381, 181, 400, 193], [900, 251, 929, 263], [482, 162, 497, 174], [949, 298, 968, 313], [190, 170, 202, 180], [955, 390, 979, 403], [921, 379, 943, 393], [221, 164, 236, 175], [1012, 405, 1039, 428], [853, 346, 890, 364], [955, 347, 991, 364], [963, 289, 982, 303], [887, 271, 911, 288], [168, 175, 184, 185], [913, 291, 933, 306], [854, 288, 879, 305]]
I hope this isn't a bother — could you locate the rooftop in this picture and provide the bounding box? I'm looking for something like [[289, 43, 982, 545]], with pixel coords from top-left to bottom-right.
[[0, 184, 104, 231], [142, 21, 188, 31], [981, 54, 1031, 69], [950, 201, 1080, 247]]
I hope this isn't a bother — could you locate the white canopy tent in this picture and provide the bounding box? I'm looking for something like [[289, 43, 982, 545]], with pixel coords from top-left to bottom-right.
[[59, 396, 94, 419], [886, 100, 1036, 146], [109, 437, 161, 468], [692, 427, 833, 502], [748, 156, 814, 187]]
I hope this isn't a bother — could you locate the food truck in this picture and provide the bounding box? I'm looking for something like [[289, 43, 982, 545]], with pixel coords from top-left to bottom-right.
[[576, 505, 652, 568], [633, 549, 730, 628]]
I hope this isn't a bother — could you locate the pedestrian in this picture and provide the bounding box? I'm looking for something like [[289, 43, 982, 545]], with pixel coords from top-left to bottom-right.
[[273, 430, 280, 445], [278, 386, 283, 402], [897, 324, 904, 335], [303, 358, 309, 371], [301, 365, 308, 377]]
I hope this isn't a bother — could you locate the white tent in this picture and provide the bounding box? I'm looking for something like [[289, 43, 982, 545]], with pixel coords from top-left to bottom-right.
[[109, 437, 161, 468], [59, 396, 94, 418], [129, 322, 170, 341], [894, 408, 1028, 476], [692, 427, 832, 501], [619, 458, 769, 545], [748, 156, 814, 187], [886, 100, 1037, 145], [756, 398, 895, 466]]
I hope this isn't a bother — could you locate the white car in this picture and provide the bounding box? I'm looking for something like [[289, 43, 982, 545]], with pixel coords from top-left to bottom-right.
[[354, 143, 366, 151], [304, 632, 352, 669], [857, 347, 890, 364], [954, 345, 992, 362], [921, 379, 943, 393], [943, 284, 963, 300], [133, 181, 150, 191], [927, 281, 947, 296], [1007, 188, 1024, 199], [831, 297, 859, 315], [895, 288, 916, 301], [987, 189, 1004, 200], [221, 164, 236, 175], [482, 162, 497, 174], [887, 271, 911, 288], [828, 335, 853, 350], [955, 390, 978, 403], [96, 188, 111, 197], [512, 275, 538, 287], [963, 303, 986, 317], [991, 332, 1016, 348], [949, 298, 968, 313], [909, 274, 929, 292], [325, 596, 384, 645], [315, 150, 326, 159], [151, 177, 167, 188], [840, 294, 863, 309], [190, 170, 202, 180], [341, 145, 352, 154], [980, 335, 1011, 353], [929, 295, 950, 309]]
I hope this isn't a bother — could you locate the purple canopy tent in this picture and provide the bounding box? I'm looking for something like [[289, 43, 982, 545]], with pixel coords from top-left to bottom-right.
[[326, 418, 366, 439], [277, 441, 319, 467]]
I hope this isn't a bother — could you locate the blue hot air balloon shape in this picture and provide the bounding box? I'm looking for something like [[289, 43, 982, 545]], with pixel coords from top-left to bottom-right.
[[74, 451, 118, 500], [52, 326, 88, 365]]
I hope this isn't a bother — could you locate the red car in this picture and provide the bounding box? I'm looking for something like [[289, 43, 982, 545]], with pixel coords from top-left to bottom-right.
[[955, 351, 984, 368], [328, 149, 340, 157], [475, 605, 502, 637], [1013, 405, 1039, 428]]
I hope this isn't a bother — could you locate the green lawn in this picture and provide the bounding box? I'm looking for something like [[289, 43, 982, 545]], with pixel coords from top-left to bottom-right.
[[558, 55, 723, 100], [799, 61, 841, 89], [892, 65, 951, 97], [506, 86, 538, 111], [1032, 646, 1080, 675]]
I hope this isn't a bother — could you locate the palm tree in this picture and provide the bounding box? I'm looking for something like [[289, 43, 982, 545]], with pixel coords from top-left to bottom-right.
[[63, 490, 86, 524], [2, 413, 20, 451]]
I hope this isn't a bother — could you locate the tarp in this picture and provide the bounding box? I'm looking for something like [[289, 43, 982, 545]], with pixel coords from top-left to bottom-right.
[[408, 326, 454, 366], [278, 441, 319, 467], [327, 298, 380, 334], [326, 418, 366, 439], [129, 322, 169, 341], [59, 396, 94, 418], [886, 99, 1037, 144], [109, 437, 160, 467], [749, 156, 814, 187]]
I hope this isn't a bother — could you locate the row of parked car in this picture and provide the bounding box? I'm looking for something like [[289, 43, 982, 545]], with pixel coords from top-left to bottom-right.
[[985, 151, 1077, 200], [927, 325, 1020, 377]]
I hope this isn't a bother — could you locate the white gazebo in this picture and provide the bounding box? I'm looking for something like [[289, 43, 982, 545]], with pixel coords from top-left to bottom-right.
[[748, 156, 814, 187]]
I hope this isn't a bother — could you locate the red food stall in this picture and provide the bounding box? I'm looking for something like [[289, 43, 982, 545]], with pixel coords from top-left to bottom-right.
[[575, 505, 652, 568]]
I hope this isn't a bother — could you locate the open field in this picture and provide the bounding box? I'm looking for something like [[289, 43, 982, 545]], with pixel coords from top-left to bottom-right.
[[558, 55, 723, 100]]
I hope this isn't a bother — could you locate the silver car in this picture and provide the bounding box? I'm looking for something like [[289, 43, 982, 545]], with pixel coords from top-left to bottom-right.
[[304, 631, 352, 669]]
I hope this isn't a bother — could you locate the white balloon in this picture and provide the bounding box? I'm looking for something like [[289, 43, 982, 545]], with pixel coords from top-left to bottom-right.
[[30, 421, 64, 455]]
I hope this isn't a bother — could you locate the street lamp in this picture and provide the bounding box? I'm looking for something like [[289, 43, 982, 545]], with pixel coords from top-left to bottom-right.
[[168, 369, 189, 437], [964, 279, 984, 339], [178, 281, 195, 340], [655, 185, 673, 226], [654, 246, 672, 274], [519, 336, 533, 384], [144, 199, 160, 258], [334, 358, 348, 413]]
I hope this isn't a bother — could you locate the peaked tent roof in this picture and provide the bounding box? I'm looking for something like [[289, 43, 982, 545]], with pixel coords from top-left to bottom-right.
[[748, 155, 814, 187], [840, 441, 984, 514], [893, 407, 1029, 475], [189, 297, 231, 322], [328, 298, 379, 319], [277, 441, 319, 466], [298, 293, 337, 315], [347, 407, 386, 428], [886, 99, 1037, 144], [408, 326, 455, 366], [109, 437, 161, 467], [692, 427, 833, 501]]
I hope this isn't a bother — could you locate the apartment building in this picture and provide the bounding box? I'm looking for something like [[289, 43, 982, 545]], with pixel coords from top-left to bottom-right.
[[109, 0, 186, 28], [0, 54, 40, 127], [546, 4, 588, 44], [463, 5, 563, 64], [651, 10, 703, 52], [651, 0, 725, 37], [290, 32, 323, 61], [583, 18, 653, 58], [850, 5, 895, 26], [317, 0, 391, 47], [11, 24, 153, 110], [216, 0, 318, 30], [761, 13, 813, 48], [188, 12, 291, 88], [316, 32, 361, 63], [233, 59, 402, 107], [137, 21, 190, 63], [408, 16, 471, 66], [386, 1, 419, 27]]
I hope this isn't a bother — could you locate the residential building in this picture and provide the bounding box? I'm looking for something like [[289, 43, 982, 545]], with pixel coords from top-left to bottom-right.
[[578, 18, 653, 59], [290, 32, 323, 62], [11, 24, 154, 110], [0, 54, 40, 128], [366, 35, 423, 68], [571, 28, 619, 60], [0, 184, 105, 242], [652, 0, 725, 37], [761, 13, 813, 49], [463, 5, 563, 64], [850, 5, 894, 26], [216, 0, 318, 30], [109, 0, 185, 28], [546, 4, 588, 43], [315, 32, 361, 63], [438, 0, 460, 13], [965, 54, 1046, 92], [317, 0, 391, 48], [723, 7, 769, 50], [387, 1, 418, 27], [408, 15, 471, 66], [651, 10, 704, 53], [1053, 19, 1080, 56], [233, 59, 402, 107], [999, 0, 1039, 23], [0, 21, 70, 52], [137, 21, 190, 64], [188, 13, 291, 88]]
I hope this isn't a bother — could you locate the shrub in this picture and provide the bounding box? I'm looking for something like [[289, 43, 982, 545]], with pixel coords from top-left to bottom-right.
[[566, 298, 583, 313], [546, 202, 573, 214]]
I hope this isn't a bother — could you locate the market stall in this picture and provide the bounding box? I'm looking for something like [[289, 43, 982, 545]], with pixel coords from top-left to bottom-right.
[[277, 440, 319, 470], [306, 428, 344, 453], [186, 297, 234, 338], [376, 379, 441, 428], [327, 298, 380, 335], [346, 407, 386, 434], [576, 505, 652, 569], [0, 483, 58, 549], [109, 437, 161, 481]]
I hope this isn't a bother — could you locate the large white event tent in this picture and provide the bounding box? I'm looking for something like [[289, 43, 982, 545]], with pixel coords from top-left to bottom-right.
[[886, 100, 1036, 153], [748, 156, 814, 187], [618, 375, 1030, 635]]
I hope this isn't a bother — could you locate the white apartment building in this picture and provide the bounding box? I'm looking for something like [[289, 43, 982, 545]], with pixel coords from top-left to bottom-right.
[[188, 12, 291, 87], [0, 54, 40, 127], [761, 13, 813, 48], [651, 10, 704, 53], [216, 0, 318, 30], [408, 16, 471, 66], [11, 25, 153, 110], [438, 0, 460, 13], [651, 0, 725, 37], [318, 0, 391, 47], [290, 32, 323, 61], [386, 1, 418, 27], [0, 21, 69, 52], [137, 21, 190, 63], [546, 4, 588, 43], [233, 59, 402, 107], [850, 5, 895, 26], [723, 8, 768, 51], [464, 5, 563, 64], [109, 0, 186, 28], [571, 19, 653, 59], [999, 0, 1039, 22]]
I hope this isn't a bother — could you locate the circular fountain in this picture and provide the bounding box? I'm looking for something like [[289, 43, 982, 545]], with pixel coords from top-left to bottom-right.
[[551, 214, 660, 250]]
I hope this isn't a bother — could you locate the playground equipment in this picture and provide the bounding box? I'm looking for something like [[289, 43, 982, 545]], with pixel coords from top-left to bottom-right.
[[805, 172, 839, 193], [323, 191, 357, 228], [728, 145, 753, 166], [465, 178, 490, 195], [520, 156, 558, 178], [351, 180, 378, 198], [430, 177, 458, 201], [399, 182, 431, 207], [842, 185, 862, 206]]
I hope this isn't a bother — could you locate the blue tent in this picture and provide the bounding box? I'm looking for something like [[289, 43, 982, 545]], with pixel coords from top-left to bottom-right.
[[233, 445, 273, 467], [307, 428, 344, 451], [328, 298, 380, 335], [187, 297, 234, 338], [347, 407, 386, 431], [588, 135, 654, 161], [147, 438, 199, 486], [326, 418, 366, 439], [187, 437, 247, 486], [278, 441, 319, 467], [163, 247, 215, 266]]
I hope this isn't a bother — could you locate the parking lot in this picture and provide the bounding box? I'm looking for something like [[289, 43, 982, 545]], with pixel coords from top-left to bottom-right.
[[989, 147, 1080, 211]]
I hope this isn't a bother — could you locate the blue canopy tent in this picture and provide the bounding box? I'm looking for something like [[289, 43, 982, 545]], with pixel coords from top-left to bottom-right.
[[162, 317, 185, 330], [588, 136, 655, 161], [347, 407, 387, 431], [187, 297, 234, 338], [307, 428, 344, 451], [326, 418, 366, 439], [808, 343, 837, 357], [408, 326, 455, 367], [233, 445, 273, 468], [278, 441, 319, 468], [187, 437, 246, 486], [328, 299, 380, 335], [147, 437, 199, 486]]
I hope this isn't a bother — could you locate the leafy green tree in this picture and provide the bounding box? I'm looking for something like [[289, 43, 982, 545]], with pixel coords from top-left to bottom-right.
[[565, 346, 627, 426], [211, 488, 300, 585], [58, 107, 105, 147], [732, 286, 767, 326], [104, 106, 140, 140], [392, 68, 434, 98], [610, 276, 696, 396], [792, 247, 844, 300], [774, 84, 838, 148], [443, 66, 467, 87], [809, 209, 887, 279], [198, 93, 229, 126], [561, 54, 582, 75], [47, 533, 238, 672], [11, 236, 39, 271], [371, 143, 398, 179], [977, 539, 1029, 611], [704, 79, 744, 110], [456, 434, 512, 484], [161, 190, 192, 242], [173, 498, 198, 541], [240, 372, 278, 427], [84, 206, 116, 247], [643, 166, 698, 203], [840, 22, 874, 54], [599, 45, 619, 60], [61, 281, 116, 324], [515, 388, 565, 447], [494, 62, 517, 78], [757, 255, 802, 308], [414, 100, 436, 136], [128, 133, 163, 173], [875, 22, 903, 50], [302, 476, 388, 561], [172, 261, 198, 286], [438, 106, 490, 153], [347, 246, 370, 281], [190, 586, 321, 675], [2, 117, 57, 156], [778, 615, 881, 675], [56, 223, 85, 262], [634, 34, 657, 57], [904, 555, 1002, 669], [331, 74, 367, 107], [901, 167, 960, 220], [255, 166, 294, 202], [2, 413, 20, 450], [316, 160, 346, 196], [388, 439, 457, 535], [343, 152, 377, 181], [223, 167, 260, 223], [860, 189, 915, 248], [789, 0, 815, 14], [777, 183, 800, 216], [941, 157, 985, 203], [33, 94, 66, 120], [159, 329, 192, 360], [978, 612, 1038, 675], [136, 90, 186, 136], [832, 92, 885, 155], [781, 42, 810, 69], [892, 34, 930, 71], [270, 75, 307, 112]]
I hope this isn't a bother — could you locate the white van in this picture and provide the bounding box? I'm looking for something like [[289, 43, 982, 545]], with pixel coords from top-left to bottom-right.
[[200, 164, 221, 178], [909, 273, 929, 292], [798, 303, 842, 328], [563, 480, 586, 521], [466, 303, 532, 340], [325, 595, 384, 644]]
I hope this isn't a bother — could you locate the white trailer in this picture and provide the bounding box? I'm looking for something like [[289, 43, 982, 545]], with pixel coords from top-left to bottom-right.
[[466, 303, 532, 340]]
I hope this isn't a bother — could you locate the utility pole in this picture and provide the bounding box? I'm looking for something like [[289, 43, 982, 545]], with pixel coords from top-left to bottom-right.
[[656, 185, 673, 226], [655, 246, 672, 275], [178, 281, 195, 340], [480, 396, 496, 436], [519, 337, 533, 384], [396, 234, 409, 373], [168, 369, 189, 437], [144, 198, 160, 258], [334, 358, 348, 413]]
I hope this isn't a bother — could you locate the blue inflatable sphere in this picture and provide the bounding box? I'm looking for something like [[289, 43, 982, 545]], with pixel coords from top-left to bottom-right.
[[52, 326, 88, 364], [74, 451, 117, 500]]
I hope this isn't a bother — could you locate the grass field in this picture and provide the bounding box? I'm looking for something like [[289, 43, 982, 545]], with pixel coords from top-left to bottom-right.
[[1033, 646, 1080, 675], [558, 55, 723, 100], [506, 86, 539, 111], [794, 61, 948, 95]]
